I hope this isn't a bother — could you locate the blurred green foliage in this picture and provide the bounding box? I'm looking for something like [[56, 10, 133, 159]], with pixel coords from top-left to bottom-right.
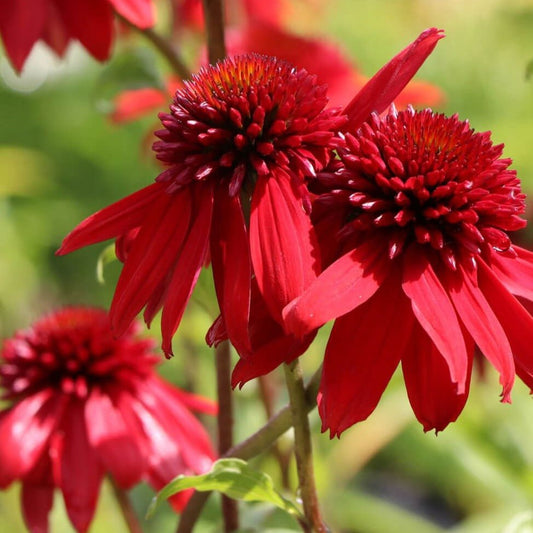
[[1, 0, 533, 531]]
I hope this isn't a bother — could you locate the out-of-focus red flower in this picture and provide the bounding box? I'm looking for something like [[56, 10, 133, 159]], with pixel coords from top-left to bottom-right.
[[58, 29, 442, 375], [0, 0, 155, 72], [283, 107, 533, 436], [0, 307, 216, 533]]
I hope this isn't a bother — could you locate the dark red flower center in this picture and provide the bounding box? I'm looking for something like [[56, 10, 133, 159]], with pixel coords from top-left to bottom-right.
[[153, 54, 343, 196], [318, 109, 526, 269], [0, 308, 157, 401]]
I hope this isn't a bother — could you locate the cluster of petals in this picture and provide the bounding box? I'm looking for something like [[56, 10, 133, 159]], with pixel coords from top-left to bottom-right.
[[0, 307, 216, 533], [283, 107, 533, 436], [0, 0, 155, 72], [58, 28, 444, 384]]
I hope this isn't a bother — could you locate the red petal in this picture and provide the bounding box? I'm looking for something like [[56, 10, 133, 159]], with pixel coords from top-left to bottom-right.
[[85, 388, 145, 489], [319, 269, 415, 437], [108, 0, 155, 28], [55, 0, 114, 61], [156, 379, 217, 416], [111, 87, 167, 123], [53, 400, 104, 533], [489, 246, 533, 301], [401, 245, 467, 393], [443, 264, 514, 402], [283, 236, 391, 338], [110, 187, 191, 336], [402, 321, 472, 432], [57, 183, 165, 255], [342, 28, 444, 131], [211, 185, 252, 356], [478, 259, 533, 391], [21, 482, 54, 533], [250, 169, 319, 323], [0, 390, 66, 487], [160, 183, 214, 355], [0, 0, 47, 72]]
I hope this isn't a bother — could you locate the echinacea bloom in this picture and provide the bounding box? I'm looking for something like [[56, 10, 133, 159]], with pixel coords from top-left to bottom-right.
[[0, 0, 155, 72], [58, 29, 442, 371], [0, 307, 216, 533], [284, 107, 533, 436]]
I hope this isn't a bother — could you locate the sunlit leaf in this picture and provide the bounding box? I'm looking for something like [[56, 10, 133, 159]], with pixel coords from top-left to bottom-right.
[[147, 458, 302, 519], [96, 243, 118, 284]]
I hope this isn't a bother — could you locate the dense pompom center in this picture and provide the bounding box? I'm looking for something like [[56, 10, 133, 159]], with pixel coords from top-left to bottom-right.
[[322, 108, 526, 268], [0, 309, 156, 400], [153, 54, 342, 196]]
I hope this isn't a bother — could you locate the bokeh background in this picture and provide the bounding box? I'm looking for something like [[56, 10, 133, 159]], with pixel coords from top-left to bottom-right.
[[1, 0, 533, 531]]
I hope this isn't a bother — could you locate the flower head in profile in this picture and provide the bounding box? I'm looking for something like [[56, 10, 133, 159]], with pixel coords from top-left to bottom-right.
[[284, 107, 533, 436], [0, 307, 216, 533], [58, 29, 442, 376], [0, 0, 155, 72]]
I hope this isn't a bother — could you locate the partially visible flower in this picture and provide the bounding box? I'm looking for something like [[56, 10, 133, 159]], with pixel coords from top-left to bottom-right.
[[284, 108, 533, 436], [0, 0, 155, 72], [58, 29, 442, 373], [0, 307, 216, 533]]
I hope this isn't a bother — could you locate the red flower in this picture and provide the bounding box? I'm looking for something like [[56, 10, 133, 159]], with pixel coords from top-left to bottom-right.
[[0, 0, 155, 72], [0, 307, 216, 533], [284, 108, 533, 435], [58, 29, 441, 373]]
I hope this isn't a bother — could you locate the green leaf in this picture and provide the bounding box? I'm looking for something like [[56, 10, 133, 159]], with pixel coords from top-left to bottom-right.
[[96, 243, 118, 284], [147, 458, 302, 519]]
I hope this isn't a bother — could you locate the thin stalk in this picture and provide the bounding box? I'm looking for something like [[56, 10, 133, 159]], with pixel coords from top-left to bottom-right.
[[202, 0, 226, 63], [215, 340, 239, 532], [176, 367, 322, 533], [109, 477, 143, 533], [283, 361, 327, 533], [116, 14, 191, 79]]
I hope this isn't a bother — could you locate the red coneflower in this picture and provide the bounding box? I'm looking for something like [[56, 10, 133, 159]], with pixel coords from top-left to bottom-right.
[[58, 29, 442, 371], [0, 307, 215, 533], [0, 0, 155, 72], [284, 108, 533, 436]]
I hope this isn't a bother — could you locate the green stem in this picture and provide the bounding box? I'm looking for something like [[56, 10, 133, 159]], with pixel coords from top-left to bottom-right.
[[283, 361, 327, 533], [109, 477, 143, 533], [116, 14, 191, 79], [215, 340, 239, 532], [176, 367, 322, 533]]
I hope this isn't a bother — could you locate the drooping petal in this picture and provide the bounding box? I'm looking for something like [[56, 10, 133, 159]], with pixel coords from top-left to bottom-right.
[[319, 269, 415, 437], [161, 183, 214, 355], [250, 169, 320, 323], [154, 379, 217, 416], [0, 0, 47, 72], [443, 263, 514, 402], [85, 388, 145, 489], [54, 0, 114, 61], [342, 28, 444, 132], [489, 246, 533, 302], [52, 400, 104, 533], [210, 184, 252, 356], [401, 245, 468, 393], [478, 259, 533, 390], [110, 187, 191, 336], [108, 0, 155, 28], [402, 320, 472, 432], [0, 390, 66, 487], [283, 236, 392, 338], [57, 183, 165, 255], [111, 87, 168, 123], [21, 482, 54, 533]]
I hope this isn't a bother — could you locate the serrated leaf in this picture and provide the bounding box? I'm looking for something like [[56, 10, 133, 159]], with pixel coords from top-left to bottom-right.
[[96, 243, 118, 284], [147, 458, 302, 519], [92, 48, 165, 113]]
